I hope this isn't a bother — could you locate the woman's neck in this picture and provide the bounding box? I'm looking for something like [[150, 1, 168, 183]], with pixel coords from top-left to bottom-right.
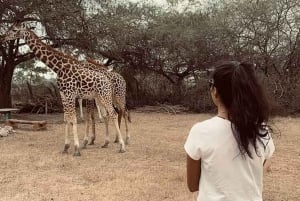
[[217, 104, 229, 120]]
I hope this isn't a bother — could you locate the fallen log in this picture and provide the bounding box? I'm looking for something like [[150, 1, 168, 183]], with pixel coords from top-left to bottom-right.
[[6, 119, 47, 130]]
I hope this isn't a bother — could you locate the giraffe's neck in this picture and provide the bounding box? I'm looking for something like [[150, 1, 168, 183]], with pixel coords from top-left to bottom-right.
[[22, 29, 73, 73]]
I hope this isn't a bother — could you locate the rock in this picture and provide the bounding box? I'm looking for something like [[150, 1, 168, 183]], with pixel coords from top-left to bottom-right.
[[0, 126, 16, 137], [4, 126, 15, 133], [0, 128, 9, 137]]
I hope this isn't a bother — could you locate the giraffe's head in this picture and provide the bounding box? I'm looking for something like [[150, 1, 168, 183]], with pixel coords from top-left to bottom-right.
[[2, 23, 28, 42]]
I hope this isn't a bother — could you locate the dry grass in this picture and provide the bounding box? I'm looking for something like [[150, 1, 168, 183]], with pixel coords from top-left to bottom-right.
[[0, 111, 299, 201]]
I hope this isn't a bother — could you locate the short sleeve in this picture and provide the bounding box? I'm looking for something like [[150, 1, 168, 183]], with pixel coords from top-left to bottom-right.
[[264, 134, 275, 160], [184, 124, 204, 161]]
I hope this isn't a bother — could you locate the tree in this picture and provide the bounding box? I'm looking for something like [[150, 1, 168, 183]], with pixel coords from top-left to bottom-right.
[[72, 2, 220, 103], [1, 0, 299, 112], [212, 0, 300, 109], [0, 0, 85, 108], [13, 59, 50, 85]]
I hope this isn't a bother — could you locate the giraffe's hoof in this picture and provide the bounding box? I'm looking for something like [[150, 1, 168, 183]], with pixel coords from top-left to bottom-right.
[[81, 140, 88, 149], [101, 141, 109, 148], [62, 144, 70, 154], [73, 146, 81, 156], [88, 138, 95, 145], [114, 139, 119, 143], [73, 152, 81, 157], [62, 150, 68, 154], [119, 148, 126, 153]]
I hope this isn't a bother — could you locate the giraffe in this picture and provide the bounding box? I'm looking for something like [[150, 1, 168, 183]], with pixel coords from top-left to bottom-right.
[[3, 24, 126, 155], [78, 58, 130, 149]]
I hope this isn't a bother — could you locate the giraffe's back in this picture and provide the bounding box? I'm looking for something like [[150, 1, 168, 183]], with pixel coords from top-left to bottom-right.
[[82, 62, 126, 100], [57, 65, 113, 100]]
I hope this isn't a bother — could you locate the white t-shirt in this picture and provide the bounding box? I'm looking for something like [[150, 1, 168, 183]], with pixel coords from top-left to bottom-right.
[[184, 116, 275, 201]]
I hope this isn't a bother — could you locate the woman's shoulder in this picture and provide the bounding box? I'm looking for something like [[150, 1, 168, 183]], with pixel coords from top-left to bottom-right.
[[191, 116, 224, 132]]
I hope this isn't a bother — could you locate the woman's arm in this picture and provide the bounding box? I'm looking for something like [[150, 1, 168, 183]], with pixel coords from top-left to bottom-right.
[[186, 154, 201, 192]]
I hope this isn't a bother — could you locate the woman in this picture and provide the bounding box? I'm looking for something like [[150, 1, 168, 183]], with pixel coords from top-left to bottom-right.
[[184, 61, 275, 201]]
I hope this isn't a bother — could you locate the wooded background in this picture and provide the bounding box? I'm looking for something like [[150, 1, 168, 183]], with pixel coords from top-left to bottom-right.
[[0, 0, 299, 114]]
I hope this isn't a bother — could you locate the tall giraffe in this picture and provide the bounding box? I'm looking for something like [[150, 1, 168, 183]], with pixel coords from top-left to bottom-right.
[[79, 58, 130, 148], [3, 24, 126, 155]]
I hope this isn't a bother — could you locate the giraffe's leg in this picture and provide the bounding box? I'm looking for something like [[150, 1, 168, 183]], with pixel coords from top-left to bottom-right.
[[71, 111, 81, 156], [101, 115, 110, 148], [124, 108, 130, 145], [78, 98, 84, 119], [95, 102, 105, 122], [117, 107, 122, 127], [81, 102, 91, 149], [114, 97, 130, 144], [114, 108, 122, 143], [88, 104, 96, 145], [61, 97, 73, 154], [113, 117, 125, 153], [108, 106, 125, 153], [95, 93, 125, 152], [94, 99, 109, 148], [62, 121, 71, 154], [59, 92, 80, 156], [117, 107, 130, 145], [61, 111, 80, 156]]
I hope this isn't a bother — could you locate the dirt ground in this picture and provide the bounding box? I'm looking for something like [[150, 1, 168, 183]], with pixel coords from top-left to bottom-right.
[[0, 110, 299, 201]]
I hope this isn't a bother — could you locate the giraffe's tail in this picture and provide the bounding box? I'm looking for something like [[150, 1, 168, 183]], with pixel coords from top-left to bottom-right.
[[113, 105, 131, 123]]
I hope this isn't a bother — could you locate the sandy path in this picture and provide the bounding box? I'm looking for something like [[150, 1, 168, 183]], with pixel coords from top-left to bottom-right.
[[0, 112, 299, 201]]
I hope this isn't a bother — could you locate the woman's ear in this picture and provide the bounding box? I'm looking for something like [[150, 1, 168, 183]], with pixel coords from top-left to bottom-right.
[[212, 87, 218, 98], [210, 86, 218, 106]]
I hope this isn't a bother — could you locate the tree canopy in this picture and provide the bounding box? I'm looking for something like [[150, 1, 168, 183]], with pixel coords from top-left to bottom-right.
[[0, 0, 299, 112]]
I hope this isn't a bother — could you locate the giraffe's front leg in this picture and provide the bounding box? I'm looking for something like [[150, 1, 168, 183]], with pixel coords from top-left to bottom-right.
[[82, 100, 96, 148], [62, 96, 81, 156], [62, 115, 80, 156], [81, 112, 90, 149], [62, 121, 71, 154], [78, 98, 84, 119], [86, 100, 96, 145], [71, 111, 81, 156], [88, 109, 96, 145], [61, 105, 73, 154], [101, 115, 110, 148]]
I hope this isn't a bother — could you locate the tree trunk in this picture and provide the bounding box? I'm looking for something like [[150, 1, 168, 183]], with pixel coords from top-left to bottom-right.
[[0, 62, 15, 108], [26, 81, 34, 100]]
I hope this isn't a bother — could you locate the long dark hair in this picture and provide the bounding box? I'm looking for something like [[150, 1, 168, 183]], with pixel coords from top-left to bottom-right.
[[211, 61, 270, 158]]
